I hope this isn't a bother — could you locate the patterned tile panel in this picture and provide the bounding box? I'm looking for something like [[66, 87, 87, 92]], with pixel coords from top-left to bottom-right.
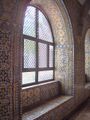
[[22, 81, 61, 111], [0, 20, 13, 120], [0, 0, 22, 119]]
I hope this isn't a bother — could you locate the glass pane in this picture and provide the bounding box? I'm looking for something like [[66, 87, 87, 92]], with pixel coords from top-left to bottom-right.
[[49, 46, 54, 67], [38, 70, 53, 82], [23, 6, 36, 37], [24, 39, 36, 68], [39, 43, 47, 68], [38, 10, 53, 42], [22, 72, 35, 84]]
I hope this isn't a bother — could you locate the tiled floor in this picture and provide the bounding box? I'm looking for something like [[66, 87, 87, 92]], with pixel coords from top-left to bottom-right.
[[69, 99, 90, 120]]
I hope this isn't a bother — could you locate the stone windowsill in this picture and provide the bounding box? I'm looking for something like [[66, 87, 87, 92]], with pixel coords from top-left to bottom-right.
[[22, 80, 60, 90]]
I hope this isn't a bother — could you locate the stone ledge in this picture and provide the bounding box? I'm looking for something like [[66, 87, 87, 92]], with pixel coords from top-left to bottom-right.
[[22, 96, 73, 120], [22, 80, 60, 90], [85, 82, 90, 89]]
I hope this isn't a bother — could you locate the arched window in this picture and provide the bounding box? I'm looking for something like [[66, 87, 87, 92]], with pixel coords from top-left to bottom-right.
[[22, 6, 54, 86]]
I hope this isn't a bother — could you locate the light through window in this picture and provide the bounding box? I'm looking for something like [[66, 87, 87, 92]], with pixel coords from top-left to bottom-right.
[[22, 6, 54, 86]]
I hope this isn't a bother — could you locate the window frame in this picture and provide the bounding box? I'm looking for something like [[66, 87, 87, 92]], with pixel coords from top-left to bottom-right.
[[22, 5, 55, 87]]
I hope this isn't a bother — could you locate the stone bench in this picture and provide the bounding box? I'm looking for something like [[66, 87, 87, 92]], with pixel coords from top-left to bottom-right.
[[22, 96, 73, 120]]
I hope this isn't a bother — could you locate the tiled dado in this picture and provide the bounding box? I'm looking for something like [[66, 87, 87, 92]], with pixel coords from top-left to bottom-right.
[[22, 81, 61, 112]]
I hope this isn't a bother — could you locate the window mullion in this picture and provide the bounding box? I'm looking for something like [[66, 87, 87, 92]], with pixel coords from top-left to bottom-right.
[[36, 8, 39, 83], [22, 36, 24, 70], [47, 44, 49, 68], [53, 45, 55, 79]]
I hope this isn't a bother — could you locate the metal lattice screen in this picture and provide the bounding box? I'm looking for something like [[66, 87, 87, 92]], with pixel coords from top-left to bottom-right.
[[24, 39, 36, 68], [23, 6, 36, 37], [38, 10, 53, 42], [39, 43, 47, 68]]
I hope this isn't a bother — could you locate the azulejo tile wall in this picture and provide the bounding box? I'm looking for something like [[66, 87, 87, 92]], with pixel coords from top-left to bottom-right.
[[0, 19, 14, 120], [0, 20, 13, 120], [0, 0, 22, 120], [0, 0, 90, 120], [22, 81, 61, 112]]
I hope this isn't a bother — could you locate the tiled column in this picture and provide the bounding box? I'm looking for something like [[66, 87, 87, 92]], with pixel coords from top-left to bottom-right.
[[0, 0, 22, 119], [74, 35, 86, 105]]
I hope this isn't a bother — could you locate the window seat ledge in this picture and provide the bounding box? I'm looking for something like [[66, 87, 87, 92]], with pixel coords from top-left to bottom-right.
[[22, 80, 60, 90], [22, 96, 73, 120], [85, 82, 90, 89]]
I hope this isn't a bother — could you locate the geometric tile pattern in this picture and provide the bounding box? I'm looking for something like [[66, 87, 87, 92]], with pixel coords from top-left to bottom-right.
[[0, 0, 22, 119], [1, 0, 90, 120], [22, 81, 61, 112], [0, 20, 13, 120]]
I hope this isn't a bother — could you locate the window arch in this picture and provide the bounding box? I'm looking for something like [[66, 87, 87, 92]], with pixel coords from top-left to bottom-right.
[[22, 5, 55, 86]]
